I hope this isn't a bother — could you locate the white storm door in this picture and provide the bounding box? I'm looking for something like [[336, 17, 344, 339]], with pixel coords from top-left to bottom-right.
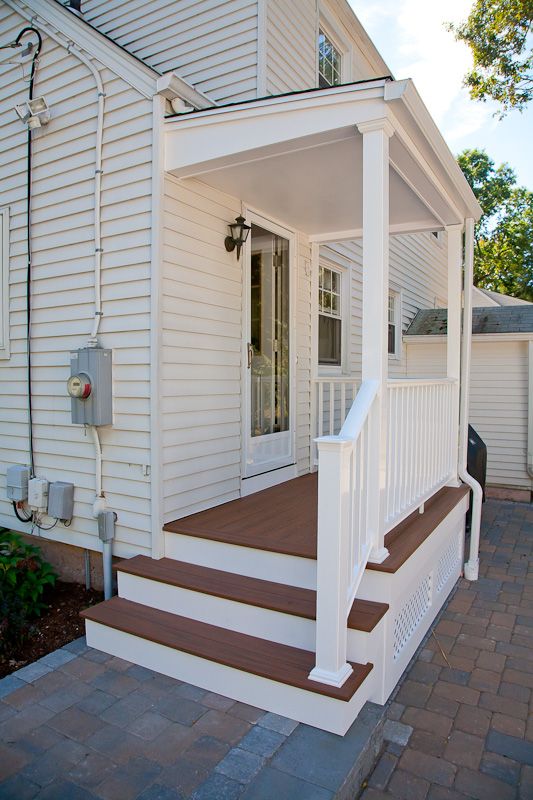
[[244, 220, 294, 478]]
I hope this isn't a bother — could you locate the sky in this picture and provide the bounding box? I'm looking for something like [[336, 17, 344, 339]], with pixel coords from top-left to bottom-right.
[[350, 0, 533, 190]]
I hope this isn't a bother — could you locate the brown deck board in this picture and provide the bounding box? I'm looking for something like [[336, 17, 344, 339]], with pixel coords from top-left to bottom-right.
[[163, 473, 318, 559], [117, 556, 389, 633], [164, 475, 469, 575], [82, 597, 373, 701], [367, 485, 470, 574]]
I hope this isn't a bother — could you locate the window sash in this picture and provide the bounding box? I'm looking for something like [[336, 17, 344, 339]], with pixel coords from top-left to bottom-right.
[[318, 30, 341, 88]]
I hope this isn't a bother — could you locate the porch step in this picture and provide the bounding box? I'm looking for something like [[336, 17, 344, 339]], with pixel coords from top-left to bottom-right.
[[116, 556, 388, 633], [367, 485, 470, 574], [82, 597, 373, 702]]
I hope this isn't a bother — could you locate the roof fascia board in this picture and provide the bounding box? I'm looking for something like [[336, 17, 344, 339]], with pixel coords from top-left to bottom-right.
[[165, 86, 386, 176], [385, 80, 482, 220], [8, 0, 157, 98]]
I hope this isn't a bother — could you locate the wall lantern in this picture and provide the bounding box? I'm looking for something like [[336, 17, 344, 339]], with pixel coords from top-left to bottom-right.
[[224, 215, 251, 260], [14, 96, 50, 129]]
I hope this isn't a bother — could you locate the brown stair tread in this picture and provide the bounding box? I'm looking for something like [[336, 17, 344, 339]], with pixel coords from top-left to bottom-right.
[[367, 485, 470, 574], [163, 473, 318, 559], [82, 597, 373, 701], [116, 556, 388, 633]]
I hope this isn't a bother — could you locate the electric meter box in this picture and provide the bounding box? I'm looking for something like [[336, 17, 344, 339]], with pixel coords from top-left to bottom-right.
[[6, 465, 29, 501], [69, 347, 112, 426]]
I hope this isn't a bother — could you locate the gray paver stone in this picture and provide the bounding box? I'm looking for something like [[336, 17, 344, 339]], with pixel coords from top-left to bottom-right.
[[39, 649, 77, 669], [238, 725, 285, 758], [486, 730, 533, 765], [0, 774, 40, 800], [242, 766, 334, 800], [192, 772, 244, 800], [0, 676, 24, 700], [12, 662, 52, 684], [215, 747, 265, 783], [383, 719, 412, 746], [256, 712, 298, 736]]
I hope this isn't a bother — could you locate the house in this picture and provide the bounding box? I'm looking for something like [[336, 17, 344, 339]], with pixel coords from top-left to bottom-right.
[[405, 303, 533, 503], [0, 0, 482, 734]]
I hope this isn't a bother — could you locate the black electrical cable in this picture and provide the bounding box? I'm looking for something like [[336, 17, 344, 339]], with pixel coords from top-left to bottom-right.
[[14, 27, 43, 478], [36, 518, 59, 532], [12, 500, 32, 523]]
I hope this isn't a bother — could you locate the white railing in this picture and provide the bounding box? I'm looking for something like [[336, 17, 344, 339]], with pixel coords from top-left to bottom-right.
[[315, 378, 359, 438], [384, 378, 457, 532], [310, 380, 378, 686]]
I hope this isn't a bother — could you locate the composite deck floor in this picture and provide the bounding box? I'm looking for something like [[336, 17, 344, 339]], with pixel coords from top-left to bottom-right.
[[164, 474, 469, 573]]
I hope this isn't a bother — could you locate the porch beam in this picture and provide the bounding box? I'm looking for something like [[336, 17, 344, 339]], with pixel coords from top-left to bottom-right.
[[309, 220, 444, 244], [446, 224, 463, 487], [358, 118, 392, 564]]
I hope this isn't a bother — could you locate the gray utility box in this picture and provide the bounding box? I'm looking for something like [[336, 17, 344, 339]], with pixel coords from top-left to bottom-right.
[[6, 465, 29, 501], [48, 481, 74, 522], [69, 347, 112, 426]]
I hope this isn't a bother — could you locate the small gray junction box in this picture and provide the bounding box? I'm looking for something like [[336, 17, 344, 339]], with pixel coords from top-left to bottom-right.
[[69, 347, 112, 426], [48, 481, 74, 521], [6, 465, 29, 501]]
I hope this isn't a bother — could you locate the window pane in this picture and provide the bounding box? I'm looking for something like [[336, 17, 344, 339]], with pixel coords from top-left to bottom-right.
[[319, 315, 342, 365], [318, 29, 342, 87], [388, 322, 396, 355]]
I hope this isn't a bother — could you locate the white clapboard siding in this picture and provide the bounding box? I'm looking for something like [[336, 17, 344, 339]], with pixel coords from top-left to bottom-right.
[[320, 232, 448, 381], [83, 0, 259, 103], [0, 7, 154, 557], [406, 338, 533, 491], [265, 0, 316, 94], [162, 175, 243, 521]]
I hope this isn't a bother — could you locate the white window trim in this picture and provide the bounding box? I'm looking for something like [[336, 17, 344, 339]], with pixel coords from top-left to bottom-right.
[[431, 230, 445, 247], [318, 257, 349, 375], [317, 11, 352, 86], [388, 287, 402, 362], [0, 207, 9, 360]]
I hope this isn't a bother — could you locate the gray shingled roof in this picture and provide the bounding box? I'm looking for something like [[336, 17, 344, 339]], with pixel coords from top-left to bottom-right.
[[475, 287, 532, 306], [405, 305, 533, 336]]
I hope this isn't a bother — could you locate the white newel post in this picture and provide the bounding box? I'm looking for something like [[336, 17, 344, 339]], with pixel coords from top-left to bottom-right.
[[358, 118, 393, 564], [446, 224, 463, 486], [309, 437, 353, 686]]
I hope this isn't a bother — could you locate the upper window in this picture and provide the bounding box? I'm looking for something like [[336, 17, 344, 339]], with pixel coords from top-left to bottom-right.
[[319, 264, 343, 366], [388, 291, 400, 357], [0, 207, 9, 360], [318, 29, 342, 88]]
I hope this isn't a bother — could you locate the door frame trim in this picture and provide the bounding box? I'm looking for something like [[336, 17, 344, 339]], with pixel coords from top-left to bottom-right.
[[240, 208, 298, 486]]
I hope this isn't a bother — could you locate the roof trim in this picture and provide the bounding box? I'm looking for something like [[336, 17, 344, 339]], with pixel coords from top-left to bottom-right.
[[384, 80, 482, 221], [405, 332, 533, 343]]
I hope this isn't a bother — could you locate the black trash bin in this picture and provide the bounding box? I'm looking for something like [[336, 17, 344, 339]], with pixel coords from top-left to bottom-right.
[[466, 424, 487, 528]]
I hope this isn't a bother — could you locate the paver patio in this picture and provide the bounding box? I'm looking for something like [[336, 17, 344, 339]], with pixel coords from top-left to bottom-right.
[[0, 498, 532, 799]]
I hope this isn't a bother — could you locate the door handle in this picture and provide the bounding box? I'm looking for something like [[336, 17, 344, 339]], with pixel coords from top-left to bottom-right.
[[247, 342, 253, 369]]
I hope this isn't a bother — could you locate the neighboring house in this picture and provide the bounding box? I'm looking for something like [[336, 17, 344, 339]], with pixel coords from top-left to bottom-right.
[[0, 0, 482, 734], [406, 305, 533, 502]]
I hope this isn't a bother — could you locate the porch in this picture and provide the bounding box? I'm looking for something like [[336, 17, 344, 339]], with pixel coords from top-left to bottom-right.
[[84, 78, 481, 733]]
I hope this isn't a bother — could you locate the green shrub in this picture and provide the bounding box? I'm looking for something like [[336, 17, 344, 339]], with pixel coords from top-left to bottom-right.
[[0, 530, 57, 652]]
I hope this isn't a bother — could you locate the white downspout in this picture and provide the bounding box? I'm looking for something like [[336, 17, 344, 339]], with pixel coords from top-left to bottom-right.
[[460, 217, 483, 582], [527, 341, 533, 479]]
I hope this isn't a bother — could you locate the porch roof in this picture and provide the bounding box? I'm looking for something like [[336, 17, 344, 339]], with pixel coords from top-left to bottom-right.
[[164, 78, 482, 240]]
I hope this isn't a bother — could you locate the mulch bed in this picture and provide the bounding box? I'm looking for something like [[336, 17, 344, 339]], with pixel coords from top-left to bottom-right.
[[0, 581, 103, 679]]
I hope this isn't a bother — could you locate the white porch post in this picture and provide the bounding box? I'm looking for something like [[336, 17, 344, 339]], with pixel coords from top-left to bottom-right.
[[446, 224, 463, 487], [358, 118, 393, 563]]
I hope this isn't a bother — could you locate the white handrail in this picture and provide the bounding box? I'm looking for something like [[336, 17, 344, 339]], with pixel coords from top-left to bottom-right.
[[340, 379, 378, 439]]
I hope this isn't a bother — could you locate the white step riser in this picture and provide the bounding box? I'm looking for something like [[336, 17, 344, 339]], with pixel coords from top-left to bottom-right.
[[117, 571, 374, 663], [85, 619, 375, 736], [164, 532, 316, 589]]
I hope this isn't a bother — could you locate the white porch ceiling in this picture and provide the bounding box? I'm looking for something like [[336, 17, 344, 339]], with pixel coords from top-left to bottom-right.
[[164, 81, 481, 239]]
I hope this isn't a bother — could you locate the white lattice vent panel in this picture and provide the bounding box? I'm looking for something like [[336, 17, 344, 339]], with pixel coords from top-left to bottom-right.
[[393, 575, 432, 660], [436, 532, 462, 593]]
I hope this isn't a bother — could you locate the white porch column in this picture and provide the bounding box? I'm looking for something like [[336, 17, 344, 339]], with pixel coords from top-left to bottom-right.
[[358, 118, 393, 563], [446, 224, 463, 487]]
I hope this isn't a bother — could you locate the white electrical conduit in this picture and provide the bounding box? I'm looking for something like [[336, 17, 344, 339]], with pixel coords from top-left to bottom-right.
[[460, 218, 483, 582], [6, 0, 105, 343]]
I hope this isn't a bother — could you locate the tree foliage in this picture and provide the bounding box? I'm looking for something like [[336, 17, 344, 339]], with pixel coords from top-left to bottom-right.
[[458, 149, 533, 299], [449, 0, 533, 114]]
